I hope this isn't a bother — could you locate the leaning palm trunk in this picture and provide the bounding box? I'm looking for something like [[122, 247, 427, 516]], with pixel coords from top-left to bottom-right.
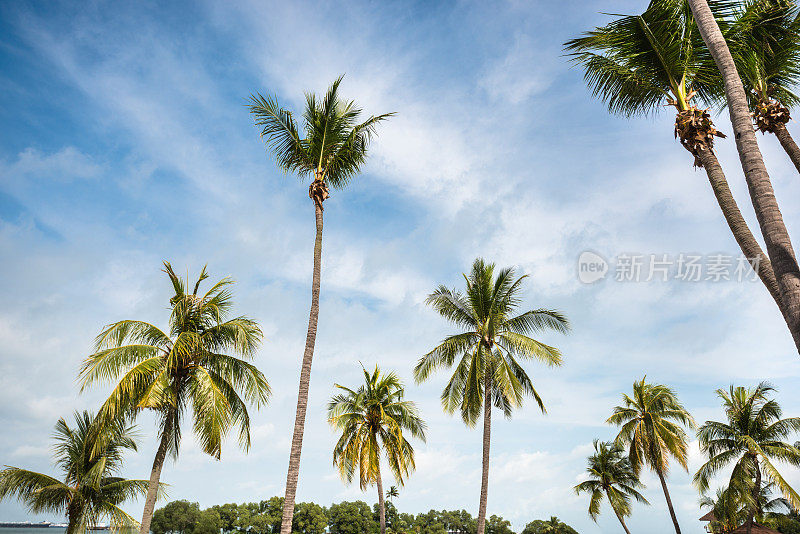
[[280, 196, 324, 534], [696, 149, 785, 311], [689, 0, 800, 353], [376, 459, 386, 534], [774, 123, 800, 174], [139, 414, 174, 534], [656, 468, 682, 534], [606, 490, 633, 534], [476, 371, 492, 534]]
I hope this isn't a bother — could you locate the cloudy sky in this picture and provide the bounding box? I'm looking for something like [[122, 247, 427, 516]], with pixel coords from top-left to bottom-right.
[[2, 1, 800, 532]]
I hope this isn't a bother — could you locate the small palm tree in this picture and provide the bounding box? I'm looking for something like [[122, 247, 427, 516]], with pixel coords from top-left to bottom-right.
[[386, 486, 399, 501], [78, 263, 271, 534], [574, 440, 649, 534], [328, 365, 426, 534], [695, 382, 800, 534], [414, 258, 570, 534], [700, 482, 789, 533], [564, 0, 787, 320], [248, 77, 393, 534], [0, 411, 152, 534], [607, 378, 695, 534], [723, 0, 800, 173]]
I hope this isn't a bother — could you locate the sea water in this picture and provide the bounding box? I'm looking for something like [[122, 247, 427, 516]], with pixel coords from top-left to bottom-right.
[[0, 529, 67, 534]]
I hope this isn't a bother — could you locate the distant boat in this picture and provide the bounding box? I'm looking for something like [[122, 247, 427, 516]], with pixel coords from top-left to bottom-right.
[[0, 522, 52, 528]]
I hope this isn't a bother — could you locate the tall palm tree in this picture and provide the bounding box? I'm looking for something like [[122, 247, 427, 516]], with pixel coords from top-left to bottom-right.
[[414, 258, 570, 534], [607, 378, 695, 534], [689, 0, 800, 352], [78, 263, 271, 534], [695, 382, 800, 534], [327, 365, 426, 534], [386, 486, 399, 501], [248, 76, 393, 534], [564, 0, 790, 330], [574, 440, 649, 534], [725, 0, 800, 173], [0, 411, 152, 534]]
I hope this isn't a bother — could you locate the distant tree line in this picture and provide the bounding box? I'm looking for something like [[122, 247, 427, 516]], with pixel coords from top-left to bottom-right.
[[150, 499, 578, 534]]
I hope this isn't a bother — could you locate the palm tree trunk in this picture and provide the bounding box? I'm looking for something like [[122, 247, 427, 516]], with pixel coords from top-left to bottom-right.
[[696, 149, 786, 314], [64, 499, 81, 534], [773, 123, 800, 175], [280, 201, 324, 534], [656, 468, 682, 534], [746, 458, 762, 534], [689, 0, 800, 353], [376, 458, 386, 534], [476, 372, 492, 534], [139, 414, 173, 534], [605, 489, 633, 534]]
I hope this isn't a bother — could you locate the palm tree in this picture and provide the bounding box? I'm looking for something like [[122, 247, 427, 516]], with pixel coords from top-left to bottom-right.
[[724, 0, 800, 173], [78, 263, 271, 534], [0, 411, 152, 534], [248, 76, 393, 534], [414, 258, 570, 534], [327, 365, 426, 534], [386, 486, 399, 501], [695, 382, 800, 534], [564, 0, 789, 329], [574, 440, 649, 534], [700, 483, 789, 533], [689, 0, 800, 352], [607, 378, 695, 534]]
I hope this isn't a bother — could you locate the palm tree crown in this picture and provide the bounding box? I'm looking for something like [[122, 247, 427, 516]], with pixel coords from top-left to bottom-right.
[[574, 440, 649, 525], [608, 378, 696, 475], [248, 75, 394, 207], [414, 258, 570, 424], [695, 383, 800, 510], [328, 365, 426, 490], [724, 0, 800, 113], [79, 262, 270, 459], [0, 411, 150, 534]]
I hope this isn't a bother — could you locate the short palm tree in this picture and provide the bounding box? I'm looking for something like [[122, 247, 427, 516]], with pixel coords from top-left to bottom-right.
[[248, 76, 392, 534], [700, 483, 789, 533], [327, 365, 426, 534], [0, 411, 151, 534], [695, 382, 800, 534], [607, 378, 695, 534], [689, 0, 800, 353], [574, 440, 649, 534], [564, 0, 787, 323], [414, 258, 570, 534], [724, 0, 800, 173], [78, 263, 271, 534], [386, 486, 399, 501]]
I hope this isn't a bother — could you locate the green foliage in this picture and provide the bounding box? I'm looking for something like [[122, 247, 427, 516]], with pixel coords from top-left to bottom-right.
[[328, 365, 426, 489], [485, 514, 513, 534], [564, 0, 724, 115], [607, 377, 695, 476], [696, 382, 800, 512], [415, 258, 570, 426], [574, 440, 649, 522], [723, 0, 800, 108], [520, 517, 578, 534], [292, 502, 327, 534], [412, 509, 477, 534], [151, 501, 203, 534], [0, 411, 149, 534], [79, 263, 271, 461], [764, 510, 800, 534], [328, 501, 378, 534], [248, 75, 394, 190]]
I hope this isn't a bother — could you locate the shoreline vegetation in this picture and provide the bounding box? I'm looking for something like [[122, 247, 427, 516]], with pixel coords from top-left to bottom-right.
[[2, 0, 800, 533]]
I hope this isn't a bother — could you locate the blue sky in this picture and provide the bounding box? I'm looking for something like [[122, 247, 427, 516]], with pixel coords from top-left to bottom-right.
[[2, 1, 800, 532]]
